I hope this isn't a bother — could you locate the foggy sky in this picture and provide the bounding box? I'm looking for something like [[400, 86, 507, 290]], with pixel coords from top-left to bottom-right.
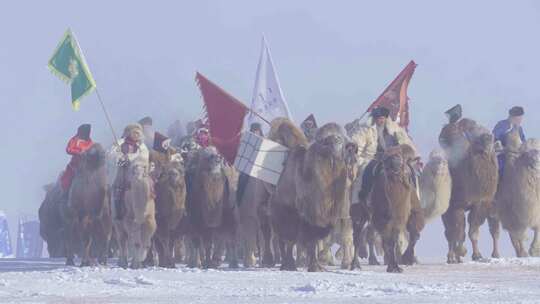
[[1, 0, 539, 257]]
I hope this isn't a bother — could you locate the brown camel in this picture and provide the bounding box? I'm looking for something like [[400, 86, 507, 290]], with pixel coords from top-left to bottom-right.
[[294, 123, 356, 272], [370, 145, 417, 273], [439, 119, 499, 263], [268, 118, 309, 271], [154, 160, 186, 268], [39, 182, 66, 258], [114, 158, 157, 269], [186, 146, 238, 269], [63, 143, 112, 267], [497, 129, 540, 257]]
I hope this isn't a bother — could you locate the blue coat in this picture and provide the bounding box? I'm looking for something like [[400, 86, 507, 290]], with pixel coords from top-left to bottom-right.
[[492, 119, 526, 175]]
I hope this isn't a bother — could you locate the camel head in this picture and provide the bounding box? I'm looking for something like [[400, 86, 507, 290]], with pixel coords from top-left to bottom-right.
[[315, 123, 346, 158], [269, 117, 308, 148], [428, 149, 449, 176], [200, 146, 224, 174], [471, 133, 495, 155], [382, 147, 405, 176], [504, 127, 523, 153], [163, 163, 185, 187], [82, 143, 106, 170], [521, 138, 540, 169]]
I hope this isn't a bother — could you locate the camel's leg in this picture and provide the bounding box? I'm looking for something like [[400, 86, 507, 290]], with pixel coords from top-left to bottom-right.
[[279, 240, 297, 271], [307, 240, 325, 272], [64, 221, 76, 266], [295, 244, 307, 268], [187, 237, 202, 268], [272, 236, 281, 265], [340, 218, 354, 270], [368, 226, 381, 265], [227, 234, 240, 269], [442, 206, 466, 263], [129, 224, 143, 269], [509, 229, 528, 257], [318, 236, 334, 266], [401, 209, 424, 265], [488, 214, 501, 258], [203, 232, 215, 269], [351, 216, 367, 270], [143, 238, 157, 267], [117, 227, 129, 269], [260, 215, 275, 268], [529, 227, 540, 257], [468, 203, 488, 261], [241, 218, 257, 268], [384, 233, 403, 273], [80, 223, 93, 267]]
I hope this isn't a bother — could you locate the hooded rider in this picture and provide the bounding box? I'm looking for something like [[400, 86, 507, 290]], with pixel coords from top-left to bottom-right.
[[492, 106, 526, 177], [60, 124, 93, 194], [111, 123, 150, 219], [300, 114, 318, 143]]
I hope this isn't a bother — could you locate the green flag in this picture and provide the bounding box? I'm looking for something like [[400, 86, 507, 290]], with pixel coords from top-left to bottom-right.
[[48, 29, 96, 110]]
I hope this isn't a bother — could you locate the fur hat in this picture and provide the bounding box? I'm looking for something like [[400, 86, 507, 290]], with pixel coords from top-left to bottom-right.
[[123, 123, 143, 138], [509, 106, 524, 117], [445, 104, 462, 124], [77, 124, 91, 140], [371, 107, 390, 119], [138, 116, 153, 126], [153, 132, 171, 153], [302, 114, 318, 128]]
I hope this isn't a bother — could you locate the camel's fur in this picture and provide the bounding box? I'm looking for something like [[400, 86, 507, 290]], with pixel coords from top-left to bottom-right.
[[420, 149, 452, 222], [370, 145, 416, 273], [295, 123, 354, 272], [114, 159, 156, 269], [39, 182, 66, 258], [154, 159, 187, 268], [497, 129, 540, 257], [63, 143, 112, 267], [439, 119, 499, 263], [186, 147, 238, 269]]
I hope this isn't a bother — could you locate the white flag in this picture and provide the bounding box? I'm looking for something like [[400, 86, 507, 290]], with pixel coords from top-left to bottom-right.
[[247, 36, 292, 133]]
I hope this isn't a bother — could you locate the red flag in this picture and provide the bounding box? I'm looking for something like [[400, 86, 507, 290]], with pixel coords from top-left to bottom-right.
[[367, 60, 417, 130], [195, 72, 248, 165]]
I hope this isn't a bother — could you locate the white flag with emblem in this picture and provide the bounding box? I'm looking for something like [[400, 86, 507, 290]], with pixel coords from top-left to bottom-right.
[[247, 36, 292, 132]]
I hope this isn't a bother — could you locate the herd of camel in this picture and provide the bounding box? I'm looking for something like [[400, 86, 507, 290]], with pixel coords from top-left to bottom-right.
[[38, 115, 540, 273]]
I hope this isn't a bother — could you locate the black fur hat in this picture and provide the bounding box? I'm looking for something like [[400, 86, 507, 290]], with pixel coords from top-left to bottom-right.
[[371, 107, 390, 119], [445, 104, 462, 124], [77, 124, 91, 141]]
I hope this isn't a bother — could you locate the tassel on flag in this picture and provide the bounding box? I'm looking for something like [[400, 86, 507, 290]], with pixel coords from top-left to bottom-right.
[[195, 72, 249, 165], [367, 60, 417, 130]]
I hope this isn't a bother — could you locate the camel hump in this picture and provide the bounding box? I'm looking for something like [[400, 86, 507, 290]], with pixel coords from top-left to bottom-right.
[[268, 117, 308, 148]]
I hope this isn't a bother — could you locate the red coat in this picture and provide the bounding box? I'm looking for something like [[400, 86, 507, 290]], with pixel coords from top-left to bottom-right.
[[61, 136, 93, 191]]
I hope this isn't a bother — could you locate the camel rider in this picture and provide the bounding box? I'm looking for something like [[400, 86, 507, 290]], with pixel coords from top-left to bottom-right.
[[138, 116, 154, 149], [60, 124, 93, 194], [300, 114, 318, 143], [351, 106, 418, 203], [492, 106, 526, 177], [112, 123, 150, 219], [150, 131, 182, 180], [195, 126, 210, 148]]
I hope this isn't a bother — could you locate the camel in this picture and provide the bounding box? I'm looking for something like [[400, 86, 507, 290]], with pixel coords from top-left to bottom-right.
[[268, 118, 309, 271], [294, 123, 356, 272], [439, 119, 499, 263], [497, 129, 540, 257], [420, 149, 452, 222], [63, 143, 112, 267], [185, 146, 239, 269], [38, 182, 66, 258], [114, 158, 156, 269], [154, 160, 186, 268], [370, 145, 417, 273]]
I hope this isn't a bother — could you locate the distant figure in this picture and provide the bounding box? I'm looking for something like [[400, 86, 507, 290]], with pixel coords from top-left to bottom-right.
[[167, 119, 186, 148], [250, 122, 264, 137], [492, 106, 526, 176], [60, 124, 93, 193], [138, 116, 154, 148], [194, 126, 210, 148], [300, 114, 318, 143]]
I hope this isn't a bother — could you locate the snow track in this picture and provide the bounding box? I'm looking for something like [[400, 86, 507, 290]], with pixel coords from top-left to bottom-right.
[[0, 258, 539, 303]]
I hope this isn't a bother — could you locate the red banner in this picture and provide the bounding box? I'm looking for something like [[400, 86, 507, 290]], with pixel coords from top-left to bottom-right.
[[195, 72, 248, 165], [367, 60, 417, 130]]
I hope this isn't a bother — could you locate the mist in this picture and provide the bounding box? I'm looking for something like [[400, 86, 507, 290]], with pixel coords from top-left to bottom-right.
[[1, 0, 539, 257]]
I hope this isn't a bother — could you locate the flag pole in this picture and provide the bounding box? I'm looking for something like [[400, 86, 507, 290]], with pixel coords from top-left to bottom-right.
[[248, 108, 272, 126], [95, 88, 120, 145]]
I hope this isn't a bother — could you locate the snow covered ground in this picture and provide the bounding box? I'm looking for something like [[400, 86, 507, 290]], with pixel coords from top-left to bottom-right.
[[1, 257, 539, 304]]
